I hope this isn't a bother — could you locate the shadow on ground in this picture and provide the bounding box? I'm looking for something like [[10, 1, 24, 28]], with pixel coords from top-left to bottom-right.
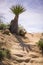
[[14, 34, 32, 52]]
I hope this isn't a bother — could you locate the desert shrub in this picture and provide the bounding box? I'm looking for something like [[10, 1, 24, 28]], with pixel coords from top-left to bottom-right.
[[0, 48, 11, 61], [0, 23, 10, 30], [18, 25, 26, 37], [37, 38, 43, 54], [0, 50, 4, 61], [0, 23, 7, 30]]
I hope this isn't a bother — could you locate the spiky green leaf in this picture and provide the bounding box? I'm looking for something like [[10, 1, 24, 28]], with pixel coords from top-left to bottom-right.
[[10, 5, 25, 15]]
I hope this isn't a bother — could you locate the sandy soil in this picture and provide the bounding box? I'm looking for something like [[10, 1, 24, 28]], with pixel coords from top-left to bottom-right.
[[0, 32, 43, 65]]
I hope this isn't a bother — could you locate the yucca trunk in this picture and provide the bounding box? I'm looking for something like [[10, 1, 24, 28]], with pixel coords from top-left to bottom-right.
[[10, 15, 19, 34]]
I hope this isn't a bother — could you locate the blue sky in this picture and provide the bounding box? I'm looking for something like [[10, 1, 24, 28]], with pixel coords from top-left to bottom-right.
[[0, 0, 43, 33]]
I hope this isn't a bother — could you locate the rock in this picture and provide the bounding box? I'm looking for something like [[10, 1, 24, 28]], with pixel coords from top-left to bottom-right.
[[30, 58, 43, 63], [2, 29, 10, 35], [29, 52, 40, 58]]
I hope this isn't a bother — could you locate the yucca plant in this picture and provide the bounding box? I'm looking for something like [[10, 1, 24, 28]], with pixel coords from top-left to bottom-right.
[[10, 5, 25, 34]]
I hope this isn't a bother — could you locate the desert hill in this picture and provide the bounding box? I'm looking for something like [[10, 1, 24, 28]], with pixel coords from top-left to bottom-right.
[[0, 31, 43, 65]]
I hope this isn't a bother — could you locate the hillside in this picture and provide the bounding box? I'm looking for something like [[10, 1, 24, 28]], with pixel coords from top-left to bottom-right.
[[0, 31, 43, 65]]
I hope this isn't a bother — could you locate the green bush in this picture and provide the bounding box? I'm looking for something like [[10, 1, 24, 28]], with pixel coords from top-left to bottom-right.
[[37, 38, 43, 49], [0, 50, 4, 61], [0, 48, 11, 61], [37, 38, 43, 54], [0, 23, 7, 30]]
